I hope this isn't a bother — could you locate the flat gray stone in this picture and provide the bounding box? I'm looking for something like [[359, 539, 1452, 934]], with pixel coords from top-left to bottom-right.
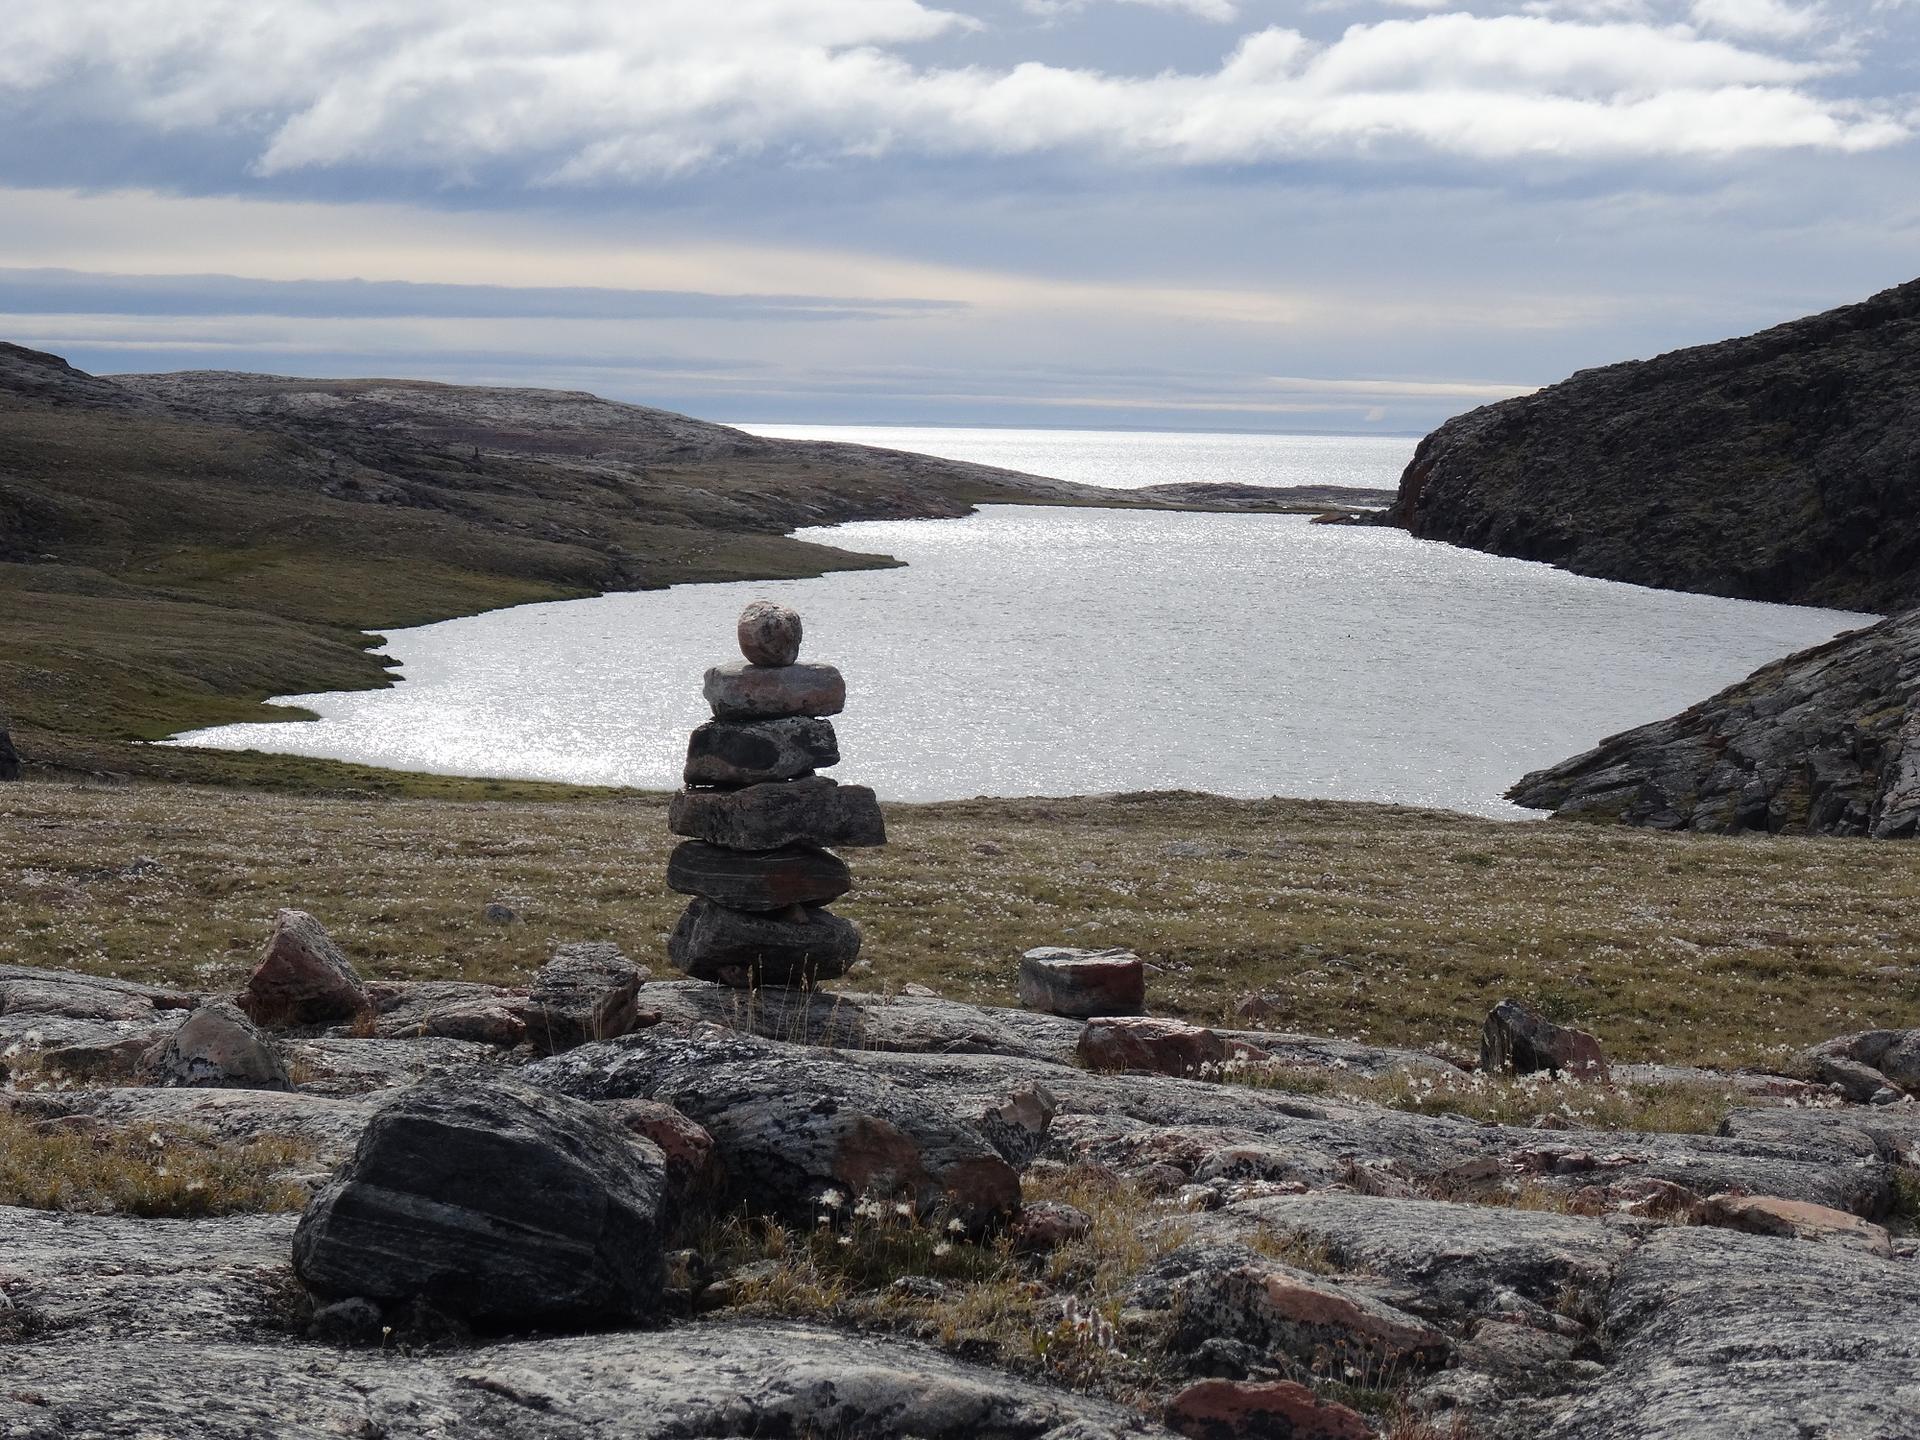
[[685, 715, 839, 786], [703, 661, 845, 721], [667, 899, 860, 987], [669, 775, 885, 850]]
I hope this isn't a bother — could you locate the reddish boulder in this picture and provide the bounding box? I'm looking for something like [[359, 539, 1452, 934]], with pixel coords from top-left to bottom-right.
[[1012, 1200, 1092, 1254], [1078, 1016, 1227, 1077], [736, 599, 805, 668], [1701, 1193, 1893, 1257], [602, 1098, 720, 1199], [1165, 1379, 1372, 1440], [1017, 947, 1145, 1018], [240, 909, 368, 1027], [1480, 999, 1609, 1080]]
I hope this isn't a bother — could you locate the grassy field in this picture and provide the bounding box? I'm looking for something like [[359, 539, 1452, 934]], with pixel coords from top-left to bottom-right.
[[7, 779, 1919, 1068]]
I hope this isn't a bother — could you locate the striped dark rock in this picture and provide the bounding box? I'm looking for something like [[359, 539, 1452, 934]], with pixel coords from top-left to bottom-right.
[[684, 715, 838, 787], [666, 841, 851, 911]]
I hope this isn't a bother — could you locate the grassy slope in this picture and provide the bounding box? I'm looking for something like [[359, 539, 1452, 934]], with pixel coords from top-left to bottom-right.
[[8, 781, 1920, 1068]]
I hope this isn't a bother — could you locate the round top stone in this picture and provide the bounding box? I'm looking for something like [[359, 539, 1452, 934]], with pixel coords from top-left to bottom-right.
[[737, 600, 803, 667]]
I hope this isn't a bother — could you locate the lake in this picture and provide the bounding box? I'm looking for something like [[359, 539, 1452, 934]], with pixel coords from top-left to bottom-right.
[[170, 503, 1868, 818]]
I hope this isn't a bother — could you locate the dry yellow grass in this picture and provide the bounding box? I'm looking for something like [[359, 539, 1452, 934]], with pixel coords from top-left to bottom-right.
[[0, 1111, 313, 1216], [5, 779, 1920, 1066]]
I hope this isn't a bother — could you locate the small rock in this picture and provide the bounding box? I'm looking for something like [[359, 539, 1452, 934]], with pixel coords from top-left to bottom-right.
[[887, 1275, 951, 1301], [685, 715, 838, 786], [152, 1000, 291, 1090], [667, 899, 861, 988], [1078, 1016, 1227, 1077], [703, 661, 845, 721], [307, 1296, 384, 1346], [1235, 994, 1278, 1023], [972, 1082, 1059, 1169], [669, 775, 885, 850], [1700, 1193, 1894, 1257], [736, 599, 804, 667], [482, 902, 518, 925], [1013, 1201, 1093, 1254], [1165, 1379, 1372, 1440], [0, 729, 21, 782], [1481, 999, 1610, 1080], [1017, 947, 1145, 1019], [517, 942, 647, 1053], [666, 841, 852, 911], [293, 1076, 670, 1328], [600, 1097, 720, 1198], [240, 909, 369, 1028]]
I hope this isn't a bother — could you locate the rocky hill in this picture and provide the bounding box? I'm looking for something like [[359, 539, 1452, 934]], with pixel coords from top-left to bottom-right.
[[1507, 610, 1920, 836], [4, 921, 1917, 1440], [0, 346, 1296, 786], [1381, 279, 1920, 614]]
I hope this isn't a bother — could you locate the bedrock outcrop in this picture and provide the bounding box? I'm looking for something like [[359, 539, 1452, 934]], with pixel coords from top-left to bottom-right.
[[1381, 276, 1920, 614], [1507, 608, 1920, 835]]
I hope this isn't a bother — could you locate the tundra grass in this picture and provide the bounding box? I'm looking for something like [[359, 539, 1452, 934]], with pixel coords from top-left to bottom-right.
[[5, 781, 1920, 1068], [0, 1111, 313, 1217]]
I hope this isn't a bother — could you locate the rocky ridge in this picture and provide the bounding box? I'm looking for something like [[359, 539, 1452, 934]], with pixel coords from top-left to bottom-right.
[[1506, 608, 1920, 835], [1380, 277, 1920, 614], [5, 916, 1919, 1439]]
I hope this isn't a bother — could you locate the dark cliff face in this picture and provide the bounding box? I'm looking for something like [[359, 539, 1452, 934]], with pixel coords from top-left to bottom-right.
[[1507, 610, 1920, 838], [1385, 278, 1920, 615]]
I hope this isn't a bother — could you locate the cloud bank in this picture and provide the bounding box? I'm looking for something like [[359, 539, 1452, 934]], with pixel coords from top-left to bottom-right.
[[0, 0, 1905, 189]]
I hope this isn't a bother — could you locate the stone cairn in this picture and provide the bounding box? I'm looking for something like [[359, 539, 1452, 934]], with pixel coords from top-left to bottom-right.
[[665, 600, 886, 988]]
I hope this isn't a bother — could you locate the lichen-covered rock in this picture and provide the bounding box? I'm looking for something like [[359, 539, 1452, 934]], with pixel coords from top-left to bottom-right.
[[526, 1026, 1021, 1231], [1171, 1258, 1451, 1372], [292, 1076, 669, 1328], [736, 598, 805, 667], [684, 715, 838, 786], [240, 909, 368, 1027], [1018, 946, 1145, 1018], [669, 774, 885, 849], [152, 1000, 291, 1091], [666, 841, 851, 910], [703, 660, 846, 720], [1507, 609, 1920, 837], [515, 942, 647, 1053], [1481, 999, 1609, 1080]]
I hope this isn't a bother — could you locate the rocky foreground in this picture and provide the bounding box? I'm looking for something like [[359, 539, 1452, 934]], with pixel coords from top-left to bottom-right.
[[1379, 277, 1920, 615], [4, 926, 1919, 1440]]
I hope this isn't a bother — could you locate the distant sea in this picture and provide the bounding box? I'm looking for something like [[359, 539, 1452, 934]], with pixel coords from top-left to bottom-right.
[[737, 423, 1416, 492]]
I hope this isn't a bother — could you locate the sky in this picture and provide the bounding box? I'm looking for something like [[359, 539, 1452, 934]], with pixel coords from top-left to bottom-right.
[[1, 0, 1915, 433]]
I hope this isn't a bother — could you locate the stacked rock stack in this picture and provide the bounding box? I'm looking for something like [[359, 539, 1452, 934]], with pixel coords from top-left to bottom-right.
[[665, 600, 886, 989]]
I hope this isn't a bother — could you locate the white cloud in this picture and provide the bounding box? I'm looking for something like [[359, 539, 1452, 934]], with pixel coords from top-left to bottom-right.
[[1019, 0, 1241, 19], [0, 1, 1904, 184], [1690, 0, 1827, 39]]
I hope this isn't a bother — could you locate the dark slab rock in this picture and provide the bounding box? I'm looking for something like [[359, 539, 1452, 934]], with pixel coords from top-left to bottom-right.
[[684, 715, 838, 787], [293, 1076, 669, 1328], [240, 909, 369, 1027], [0, 1319, 1173, 1440], [703, 660, 846, 720], [525, 1026, 1021, 1230], [669, 774, 886, 849], [515, 942, 647, 1053], [667, 898, 860, 987], [1718, 1102, 1920, 1167], [152, 999, 291, 1091], [1507, 608, 1920, 837], [1542, 1226, 1920, 1440], [1018, 946, 1145, 1018], [1481, 999, 1610, 1080], [666, 840, 851, 910]]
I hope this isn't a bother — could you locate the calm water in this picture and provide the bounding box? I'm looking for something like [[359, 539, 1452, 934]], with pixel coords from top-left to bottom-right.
[[172, 507, 1867, 816], [739, 423, 1415, 492]]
